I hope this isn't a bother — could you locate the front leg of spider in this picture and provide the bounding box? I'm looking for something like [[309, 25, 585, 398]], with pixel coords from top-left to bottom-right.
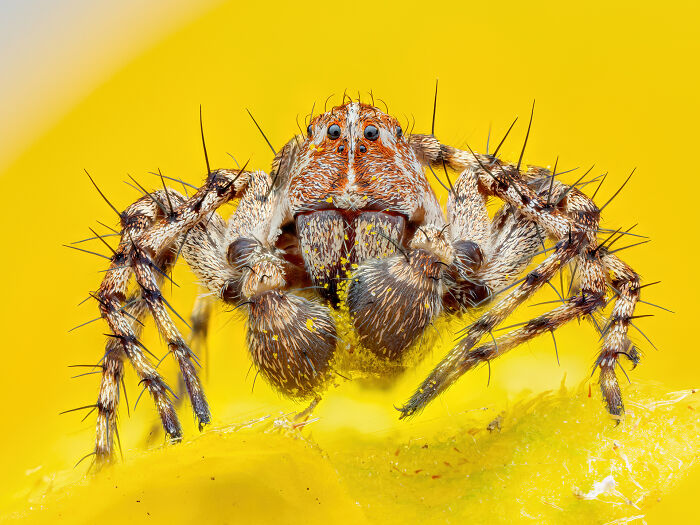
[[397, 134, 639, 419], [91, 168, 250, 462]]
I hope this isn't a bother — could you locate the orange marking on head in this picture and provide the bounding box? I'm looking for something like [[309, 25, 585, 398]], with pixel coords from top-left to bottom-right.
[[288, 102, 433, 220]]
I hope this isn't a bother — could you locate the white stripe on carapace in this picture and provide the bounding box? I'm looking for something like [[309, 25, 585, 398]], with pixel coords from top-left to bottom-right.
[[346, 102, 359, 185]]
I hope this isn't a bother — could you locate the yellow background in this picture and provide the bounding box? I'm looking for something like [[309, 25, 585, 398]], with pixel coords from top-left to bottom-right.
[[0, 0, 698, 523]]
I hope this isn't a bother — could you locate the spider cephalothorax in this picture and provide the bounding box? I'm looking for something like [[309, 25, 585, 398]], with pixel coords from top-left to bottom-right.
[[289, 103, 437, 222], [78, 99, 644, 463], [280, 103, 450, 308]]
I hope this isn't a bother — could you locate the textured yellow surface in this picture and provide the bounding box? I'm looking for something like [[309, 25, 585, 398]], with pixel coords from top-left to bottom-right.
[[5, 383, 698, 524], [0, 1, 698, 523]]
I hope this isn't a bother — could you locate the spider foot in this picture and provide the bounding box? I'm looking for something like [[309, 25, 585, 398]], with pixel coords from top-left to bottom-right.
[[395, 371, 446, 421], [599, 361, 625, 419]]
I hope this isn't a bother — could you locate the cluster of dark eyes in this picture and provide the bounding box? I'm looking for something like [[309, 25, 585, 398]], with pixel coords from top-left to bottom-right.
[[306, 124, 402, 154]]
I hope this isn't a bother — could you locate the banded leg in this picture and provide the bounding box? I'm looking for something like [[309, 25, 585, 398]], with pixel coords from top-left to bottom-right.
[[132, 208, 244, 427], [131, 249, 210, 429], [95, 168, 254, 461], [400, 136, 618, 416], [96, 193, 185, 461], [399, 232, 605, 417], [159, 211, 236, 425], [596, 252, 641, 415], [405, 290, 606, 408], [148, 292, 216, 442]]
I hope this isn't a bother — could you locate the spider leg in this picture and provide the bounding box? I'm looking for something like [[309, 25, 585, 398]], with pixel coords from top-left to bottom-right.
[[141, 207, 243, 428], [94, 169, 252, 462], [189, 292, 214, 381], [152, 210, 238, 432], [400, 136, 626, 417], [478, 204, 542, 291], [440, 167, 493, 312], [446, 166, 489, 247], [404, 289, 606, 413], [399, 233, 604, 417], [95, 192, 184, 462], [131, 247, 210, 430], [293, 395, 322, 425], [443, 167, 543, 312], [147, 291, 215, 443], [596, 252, 641, 415]]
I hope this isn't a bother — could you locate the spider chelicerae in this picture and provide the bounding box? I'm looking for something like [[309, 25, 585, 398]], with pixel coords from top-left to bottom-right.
[[72, 95, 647, 464]]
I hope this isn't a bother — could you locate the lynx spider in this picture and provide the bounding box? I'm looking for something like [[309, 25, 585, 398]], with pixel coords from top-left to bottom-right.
[[75, 94, 647, 463]]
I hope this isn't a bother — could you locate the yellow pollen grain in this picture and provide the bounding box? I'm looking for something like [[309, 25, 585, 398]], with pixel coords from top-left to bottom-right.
[[306, 318, 316, 332]]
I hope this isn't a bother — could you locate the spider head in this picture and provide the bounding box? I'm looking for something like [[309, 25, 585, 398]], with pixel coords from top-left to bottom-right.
[[288, 101, 434, 222]]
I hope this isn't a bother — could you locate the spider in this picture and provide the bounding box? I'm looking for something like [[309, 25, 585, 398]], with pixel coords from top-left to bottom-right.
[[79, 97, 644, 463]]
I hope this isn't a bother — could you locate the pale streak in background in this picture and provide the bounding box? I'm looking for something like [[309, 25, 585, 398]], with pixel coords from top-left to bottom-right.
[[0, 0, 219, 171]]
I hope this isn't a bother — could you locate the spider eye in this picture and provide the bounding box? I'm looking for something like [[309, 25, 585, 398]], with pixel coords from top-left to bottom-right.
[[396, 126, 403, 138], [358, 145, 367, 153], [327, 124, 341, 140], [364, 125, 379, 141], [307, 125, 312, 137]]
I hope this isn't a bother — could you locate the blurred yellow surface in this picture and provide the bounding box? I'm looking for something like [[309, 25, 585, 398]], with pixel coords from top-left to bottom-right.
[[0, 1, 698, 523]]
